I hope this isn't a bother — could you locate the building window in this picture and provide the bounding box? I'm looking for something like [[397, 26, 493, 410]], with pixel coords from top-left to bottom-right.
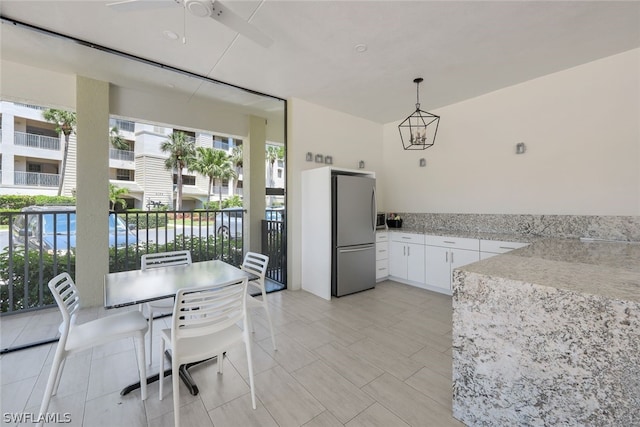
[[27, 163, 42, 172], [116, 169, 134, 181], [174, 174, 196, 186]]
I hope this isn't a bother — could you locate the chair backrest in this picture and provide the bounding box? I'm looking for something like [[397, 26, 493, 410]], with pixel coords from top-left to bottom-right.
[[141, 250, 192, 270], [48, 272, 81, 338], [171, 277, 248, 341], [241, 252, 269, 284]]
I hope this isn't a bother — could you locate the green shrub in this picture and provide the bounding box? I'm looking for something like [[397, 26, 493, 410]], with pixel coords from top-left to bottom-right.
[[0, 195, 75, 209], [0, 248, 75, 312], [0, 234, 243, 313]]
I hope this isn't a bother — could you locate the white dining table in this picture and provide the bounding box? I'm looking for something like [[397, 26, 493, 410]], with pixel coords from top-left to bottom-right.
[[104, 259, 254, 396]]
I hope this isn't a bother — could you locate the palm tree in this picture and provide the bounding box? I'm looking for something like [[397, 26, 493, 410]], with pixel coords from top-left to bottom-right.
[[109, 183, 129, 210], [192, 147, 237, 207], [266, 145, 285, 187], [160, 131, 196, 210], [42, 108, 76, 196], [229, 144, 243, 196], [109, 126, 129, 150], [266, 145, 285, 206]]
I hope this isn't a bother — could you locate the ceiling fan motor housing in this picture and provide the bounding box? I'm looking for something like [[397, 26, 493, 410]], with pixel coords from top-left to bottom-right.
[[185, 0, 213, 18]]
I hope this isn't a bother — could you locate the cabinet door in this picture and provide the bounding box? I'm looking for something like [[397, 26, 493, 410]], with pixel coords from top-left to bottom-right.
[[451, 248, 480, 272], [425, 245, 450, 291], [406, 243, 425, 283], [389, 240, 407, 279]]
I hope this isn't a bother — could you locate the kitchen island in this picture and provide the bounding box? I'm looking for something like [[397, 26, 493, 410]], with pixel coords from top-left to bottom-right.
[[452, 238, 640, 425]]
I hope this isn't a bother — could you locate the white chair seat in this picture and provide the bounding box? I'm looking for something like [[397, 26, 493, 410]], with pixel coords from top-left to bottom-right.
[[160, 325, 241, 364], [65, 310, 149, 351]]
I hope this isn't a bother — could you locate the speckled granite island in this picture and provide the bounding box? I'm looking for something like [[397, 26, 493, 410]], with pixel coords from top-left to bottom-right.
[[452, 238, 640, 426]]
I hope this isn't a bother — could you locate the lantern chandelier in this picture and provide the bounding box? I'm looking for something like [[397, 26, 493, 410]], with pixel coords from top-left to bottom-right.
[[398, 77, 440, 150]]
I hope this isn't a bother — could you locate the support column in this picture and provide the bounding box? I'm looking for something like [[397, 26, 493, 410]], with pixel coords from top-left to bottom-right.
[[245, 116, 266, 254], [75, 77, 109, 307]]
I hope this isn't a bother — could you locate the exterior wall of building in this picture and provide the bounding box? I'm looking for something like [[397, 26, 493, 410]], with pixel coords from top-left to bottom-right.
[[0, 102, 284, 206]]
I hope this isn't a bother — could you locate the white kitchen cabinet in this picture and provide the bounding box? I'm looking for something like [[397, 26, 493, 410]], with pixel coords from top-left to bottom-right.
[[425, 236, 480, 295], [376, 232, 389, 281], [389, 233, 425, 284], [480, 239, 529, 260]]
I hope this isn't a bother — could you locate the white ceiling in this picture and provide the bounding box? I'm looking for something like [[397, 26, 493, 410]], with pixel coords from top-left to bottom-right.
[[1, 0, 639, 124]]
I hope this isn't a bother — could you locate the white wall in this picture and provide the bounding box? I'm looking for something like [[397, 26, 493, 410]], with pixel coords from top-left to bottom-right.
[[287, 97, 384, 290], [382, 48, 640, 216]]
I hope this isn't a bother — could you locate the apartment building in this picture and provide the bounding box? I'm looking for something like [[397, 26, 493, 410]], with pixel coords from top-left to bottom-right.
[[0, 101, 285, 209]]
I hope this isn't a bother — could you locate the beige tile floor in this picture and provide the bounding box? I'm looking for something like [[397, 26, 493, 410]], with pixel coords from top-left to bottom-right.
[[0, 280, 465, 426]]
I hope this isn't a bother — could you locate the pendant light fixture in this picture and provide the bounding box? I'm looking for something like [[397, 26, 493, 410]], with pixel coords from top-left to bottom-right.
[[398, 78, 440, 150]]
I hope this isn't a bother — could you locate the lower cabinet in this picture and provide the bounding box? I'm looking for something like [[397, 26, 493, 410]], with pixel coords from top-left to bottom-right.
[[425, 236, 480, 295], [386, 232, 528, 296], [376, 232, 389, 281], [388, 233, 426, 284]]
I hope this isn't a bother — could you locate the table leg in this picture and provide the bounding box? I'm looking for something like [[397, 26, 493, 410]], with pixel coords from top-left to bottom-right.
[[120, 351, 222, 397]]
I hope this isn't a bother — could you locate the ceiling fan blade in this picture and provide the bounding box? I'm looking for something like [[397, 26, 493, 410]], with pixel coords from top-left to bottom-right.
[[107, 0, 180, 12], [210, 1, 273, 48]]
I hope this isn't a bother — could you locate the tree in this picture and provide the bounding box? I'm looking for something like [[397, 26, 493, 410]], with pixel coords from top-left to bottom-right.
[[160, 131, 196, 210], [109, 126, 129, 150], [42, 109, 76, 196], [109, 183, 129, 210], [266, 145, 285, 206], [192, 147, 237, 207], [229, 144, 243, 196]]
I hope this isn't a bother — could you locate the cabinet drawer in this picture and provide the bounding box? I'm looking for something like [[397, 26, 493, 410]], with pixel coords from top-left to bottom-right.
[[376, 232, 388, 242], [376, 243, 389, 260], [480, 240, 528, 254], [376, 259, 389, 278], [425, 235, 479, 251], [390, 232, 425, 244]]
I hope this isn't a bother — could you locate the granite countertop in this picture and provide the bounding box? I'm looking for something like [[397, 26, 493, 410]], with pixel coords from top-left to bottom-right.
[[381, 227, 532, 243], [458, 238, 640, 303]]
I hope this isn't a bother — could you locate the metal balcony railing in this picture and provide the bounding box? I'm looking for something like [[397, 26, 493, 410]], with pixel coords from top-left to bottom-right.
[[14, 131, 60, 151], [109, 148, 135, 161], [14, 171, 60, 187], [0, 209, 249, 315], [110, 118, 135, 133]]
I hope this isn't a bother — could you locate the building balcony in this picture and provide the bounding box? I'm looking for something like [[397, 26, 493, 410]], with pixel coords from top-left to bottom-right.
[[14, 171, 60, 187], [14, 131, 60, 151], [109, 148, 134, 162]]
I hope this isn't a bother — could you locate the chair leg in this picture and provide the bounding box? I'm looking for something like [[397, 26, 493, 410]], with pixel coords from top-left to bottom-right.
[[38, 346, 66, 426], [172, 358, 181, 427], [159, 338, 165, 401], [244, 336, 257, 410], [263, 305, 277, 351], [217, 353, 224, 374], [247, 310, 254, 333], [147, 306, 154, 366], [135, 334, 147, 401], [51, 357, 67, 396]]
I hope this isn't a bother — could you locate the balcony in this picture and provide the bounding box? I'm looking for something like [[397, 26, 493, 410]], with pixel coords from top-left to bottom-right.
[[14, 131, 60, 151], [109, 148, 135, 162], [14, 171, 60, 187]]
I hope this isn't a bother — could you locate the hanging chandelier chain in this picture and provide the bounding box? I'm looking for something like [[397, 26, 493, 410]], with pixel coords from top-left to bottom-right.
[[414, 77, 423, 110]]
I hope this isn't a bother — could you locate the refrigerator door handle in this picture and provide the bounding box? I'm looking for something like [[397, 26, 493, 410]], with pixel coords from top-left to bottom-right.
[[371, 186, 377, 233], [339, 244, 375, 254]]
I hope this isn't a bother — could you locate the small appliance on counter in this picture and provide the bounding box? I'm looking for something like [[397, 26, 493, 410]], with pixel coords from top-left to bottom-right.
[[386, 213, 403, 228], [376, 213, 387, 230]]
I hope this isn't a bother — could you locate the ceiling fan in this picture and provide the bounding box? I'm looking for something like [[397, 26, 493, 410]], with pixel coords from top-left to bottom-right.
[[106, 0, 273, 48]]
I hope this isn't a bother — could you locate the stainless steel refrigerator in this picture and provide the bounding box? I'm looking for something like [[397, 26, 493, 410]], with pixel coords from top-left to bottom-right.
[[331, 173, 376, 297]]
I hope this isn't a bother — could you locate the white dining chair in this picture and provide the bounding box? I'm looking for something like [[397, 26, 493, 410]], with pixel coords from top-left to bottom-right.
[[38, 273, 148, 426], [140, 250, 191, 365], [159, 277, 256, 427], [241, 252, 277, 350]]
